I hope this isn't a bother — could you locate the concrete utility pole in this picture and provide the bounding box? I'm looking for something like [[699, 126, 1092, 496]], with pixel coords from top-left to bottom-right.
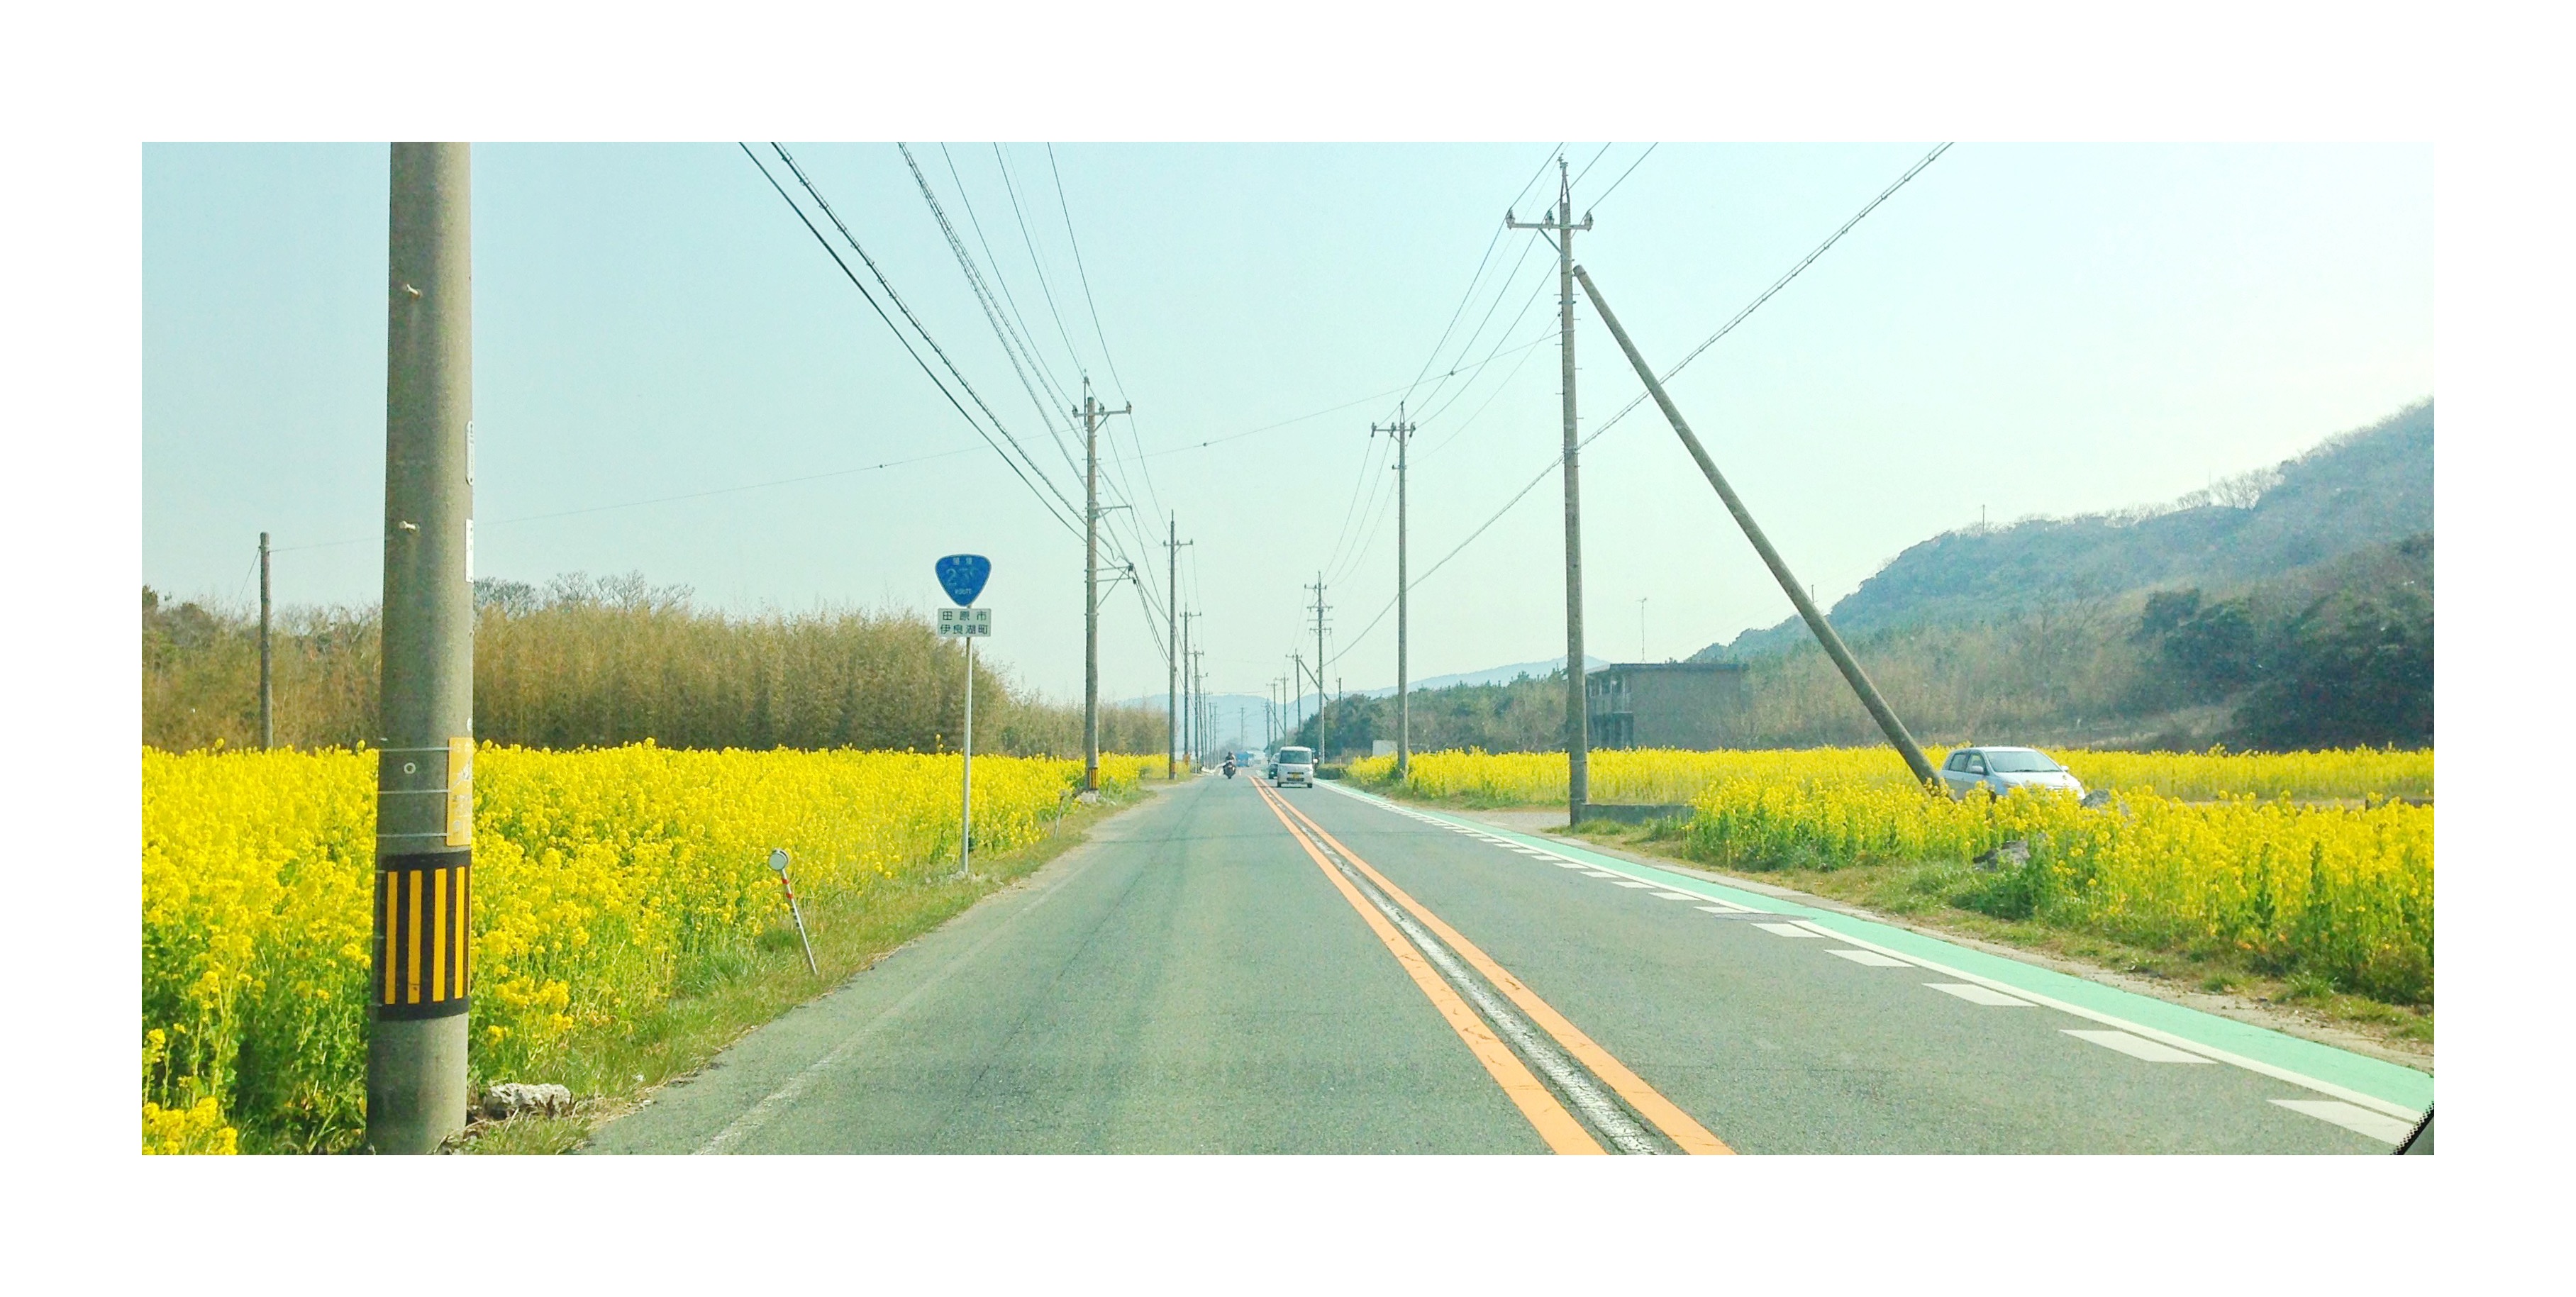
[[370, 142, 474, 1154], [1374, 406, 1416, 779], [1291, 652, 1306, 747], [1309, 574, 1331, 761], [1164, 518, 1192, 779], [1575, 264, 1940, 787], [1184, 610, 1201, 767], [1077, 379, 1133, 794], [1507, 155, 1595, 825], [258, 532, 274, 750]]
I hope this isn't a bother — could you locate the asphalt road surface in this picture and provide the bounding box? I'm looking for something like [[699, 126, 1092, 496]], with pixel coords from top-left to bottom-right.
[[587, 776, 2433, 1154]]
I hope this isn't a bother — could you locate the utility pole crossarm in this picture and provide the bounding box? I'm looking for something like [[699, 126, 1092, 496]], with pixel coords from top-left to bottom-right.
[[1572, 263, 1940, 789]]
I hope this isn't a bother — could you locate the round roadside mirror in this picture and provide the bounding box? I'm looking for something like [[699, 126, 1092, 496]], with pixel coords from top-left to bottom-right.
[[768, 848, 790, 873]]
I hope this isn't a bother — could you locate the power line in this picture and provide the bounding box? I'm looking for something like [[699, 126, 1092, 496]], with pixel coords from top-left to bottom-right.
[[778, 144, 1182, 645], [765, 144, 1082, 525], [994, 145, 1094, 391], [1389, 143, 1559, 410], [1402, 231, 1551, 421], [902, 143, 1087, 484], [1046, 144, 1175, 582], [739, 143, 1080, 538], [1417, 325, 1556, 462], [1048, 145, 1130, 403], [1325, 143, 1955, 670], [944, 145, 1077, 413], [1570, 140, 1615, 189], [1413, 267, 1556, 433], [1589, 143, 1660, 208], [1584, 142, 1953, 445]]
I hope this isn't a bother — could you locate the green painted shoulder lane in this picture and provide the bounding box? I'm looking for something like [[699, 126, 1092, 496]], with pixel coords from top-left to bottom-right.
[[1320, 782, 2434, 1118]]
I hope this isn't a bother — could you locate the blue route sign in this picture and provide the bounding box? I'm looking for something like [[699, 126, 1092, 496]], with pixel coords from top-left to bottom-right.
[[935, 554, 992, 607]]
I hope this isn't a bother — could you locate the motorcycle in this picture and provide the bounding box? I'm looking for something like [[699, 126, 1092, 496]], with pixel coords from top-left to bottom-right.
[[1223, 759, 1237, 780]]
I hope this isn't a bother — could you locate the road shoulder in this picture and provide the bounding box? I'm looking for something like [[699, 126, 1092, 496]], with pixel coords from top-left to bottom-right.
[[465, 778, 1179, 1153]]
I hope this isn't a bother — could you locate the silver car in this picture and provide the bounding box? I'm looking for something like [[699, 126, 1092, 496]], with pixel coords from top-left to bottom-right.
[[1274, 745, 1315, 788], [1937, 745, 2086, 799]]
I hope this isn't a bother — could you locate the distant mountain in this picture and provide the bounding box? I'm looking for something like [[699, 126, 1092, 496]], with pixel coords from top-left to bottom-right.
[[1350, 655, 1612, 699], [1694, 401, 2433, 662], [1119, 656, 1608, 717]]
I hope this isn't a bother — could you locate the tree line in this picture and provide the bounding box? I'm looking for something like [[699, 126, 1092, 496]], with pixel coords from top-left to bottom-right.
[[142, 572, 1167, 757]]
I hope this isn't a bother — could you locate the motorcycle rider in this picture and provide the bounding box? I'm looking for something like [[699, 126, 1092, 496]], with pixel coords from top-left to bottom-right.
[[1223, 755, 1237, 779]]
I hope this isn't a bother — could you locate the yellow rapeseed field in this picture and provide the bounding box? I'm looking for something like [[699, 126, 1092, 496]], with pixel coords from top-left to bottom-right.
[[141, 743, 1148, 1153], [1349, 747, 2432, 1006], [1350, 745, 2433, 806]]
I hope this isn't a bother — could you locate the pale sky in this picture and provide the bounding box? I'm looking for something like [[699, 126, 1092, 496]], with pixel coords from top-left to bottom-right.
[[143, 143, 2431, 704]]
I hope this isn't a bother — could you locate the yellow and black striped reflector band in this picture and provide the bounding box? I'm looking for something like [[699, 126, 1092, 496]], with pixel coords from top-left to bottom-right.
[[374, 849, 470, 1020]]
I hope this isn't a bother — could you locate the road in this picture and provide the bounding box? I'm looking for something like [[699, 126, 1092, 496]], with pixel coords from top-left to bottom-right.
[[586, 776, 2433, 1154]]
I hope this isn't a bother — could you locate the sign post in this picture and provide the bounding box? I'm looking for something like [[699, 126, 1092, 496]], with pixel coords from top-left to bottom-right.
[[768, 848, 817, 975], [935, 556, 993, 878]]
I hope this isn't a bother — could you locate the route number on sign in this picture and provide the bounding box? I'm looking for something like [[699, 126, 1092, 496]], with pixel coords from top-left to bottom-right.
[[938, 607, 993, 637]]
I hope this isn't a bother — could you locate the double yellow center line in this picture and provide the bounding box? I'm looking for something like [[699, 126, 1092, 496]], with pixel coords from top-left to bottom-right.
[[1253, 780, 1731, 1155]]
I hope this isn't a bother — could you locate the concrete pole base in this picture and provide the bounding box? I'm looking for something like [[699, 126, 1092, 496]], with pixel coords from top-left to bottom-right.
[[365, 1013, 470, 1153]]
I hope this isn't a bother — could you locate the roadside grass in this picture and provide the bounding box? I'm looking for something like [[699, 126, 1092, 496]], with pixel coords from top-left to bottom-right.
[[453, 786, 1152, 1153], [1528, 806, 2433, 1054]]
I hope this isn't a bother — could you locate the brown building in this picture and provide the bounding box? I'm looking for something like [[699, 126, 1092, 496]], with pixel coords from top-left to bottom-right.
[[1586, 662, 1748, 750]]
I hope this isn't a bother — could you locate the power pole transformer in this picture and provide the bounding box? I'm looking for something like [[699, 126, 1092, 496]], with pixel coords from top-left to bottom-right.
[[1506, 155, 1595, 825]]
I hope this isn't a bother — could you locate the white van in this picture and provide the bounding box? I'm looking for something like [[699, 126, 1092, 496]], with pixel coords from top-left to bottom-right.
[[1274, 746, 1315, 788]]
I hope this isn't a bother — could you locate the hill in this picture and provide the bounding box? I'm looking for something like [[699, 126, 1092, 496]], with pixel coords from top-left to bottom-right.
[[1697, 401, 2433, 662]]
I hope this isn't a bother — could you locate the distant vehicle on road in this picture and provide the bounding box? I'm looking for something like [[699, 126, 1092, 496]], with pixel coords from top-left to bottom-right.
[[1274, 746, 1315, 788], [1265, 753, 1279, 780], [1937, 745, 2086, 799]]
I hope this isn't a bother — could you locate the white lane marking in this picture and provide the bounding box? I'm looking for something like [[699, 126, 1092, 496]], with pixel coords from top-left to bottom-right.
[[1321, 780, 2433, 1123], [1787, 920, 2422, 1120], [1651, 891, 1697, 901], [1926, 981, 2036, 1006], [1606, 879, 1654, 889], [2065, 1029, 2217, 1064], [1582, 871, 1623, 878], [1755, 923, 1824, 937], [1828, 949, 1914, 967], [2270, 1099, 2414, 1145], [1554, 860, 1592, 870]]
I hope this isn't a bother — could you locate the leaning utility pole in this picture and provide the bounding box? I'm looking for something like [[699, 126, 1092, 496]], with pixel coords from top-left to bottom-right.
[[370, 142, 474, 1154], [1373, 406, 1416, 778], [1164, 518, 1192, 779], [1077, 379, 1133, 794], [1309, 574, 1331, 761], [1507, 155, 1594, 824], [257, 531, 274, 750], [1575, 264, 1940, 787]]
